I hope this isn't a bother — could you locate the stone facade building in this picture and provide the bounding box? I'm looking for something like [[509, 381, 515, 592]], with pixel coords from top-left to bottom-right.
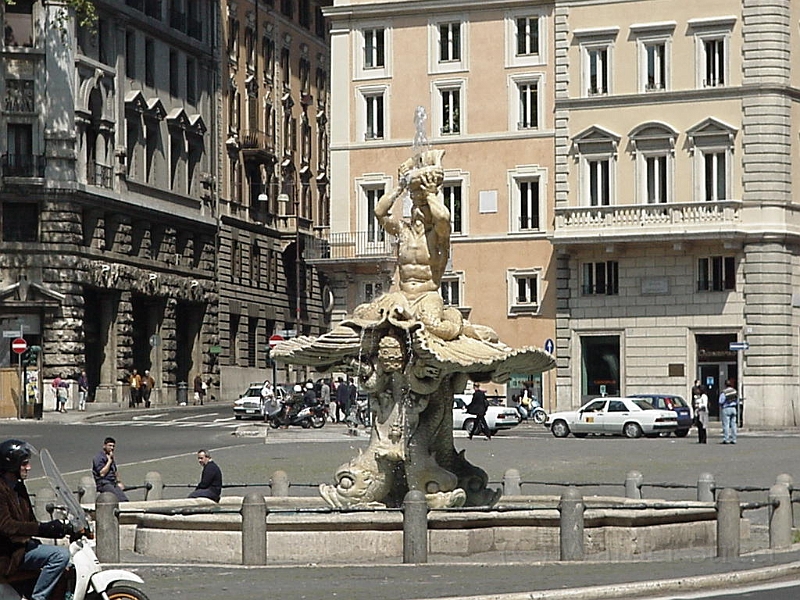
[[552, 0, 800, 426], [0, 0, 219, 410], [218, 0, 332, 393]]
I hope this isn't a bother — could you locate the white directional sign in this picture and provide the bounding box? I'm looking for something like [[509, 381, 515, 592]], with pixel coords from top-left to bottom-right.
[[729, 341, 750, 351]]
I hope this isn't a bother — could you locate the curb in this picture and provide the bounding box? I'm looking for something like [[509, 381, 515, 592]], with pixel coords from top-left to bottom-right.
[[411, 560, 800, 600]]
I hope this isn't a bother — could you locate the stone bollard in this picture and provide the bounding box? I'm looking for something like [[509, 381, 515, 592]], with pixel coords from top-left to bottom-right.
[[559, 486, 584, 561], [775, 474, 797, 529], [145, 472, 163, 501], [503, 469, 521, 496], [79, 475, 96, 505], [270, 470, 289, 497], [697, 473, 715, 503], [241, 492, 267, 565], [402, 490, 428, 564], [95, 492, 120, 563], [716, 488, 740, 559], [33, 486, 56, 522], [625, 470, 643, 500], [769, 483, 792, 550]]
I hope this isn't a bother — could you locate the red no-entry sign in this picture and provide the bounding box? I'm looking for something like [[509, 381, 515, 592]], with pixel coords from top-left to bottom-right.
[[268, 334, 284, 349], [11, 338, 27, 354]]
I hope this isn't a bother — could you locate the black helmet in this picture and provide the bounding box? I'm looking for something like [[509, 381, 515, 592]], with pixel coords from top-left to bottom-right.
[[0, 439, 35, 473]]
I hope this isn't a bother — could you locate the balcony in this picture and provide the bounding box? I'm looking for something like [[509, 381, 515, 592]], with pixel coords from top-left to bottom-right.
[[1, 154, 45, 178], [86, 161, 113, 189], [553, 200, 743, 245], [305, 231, 397, 263], [240, 130, 275, 162]]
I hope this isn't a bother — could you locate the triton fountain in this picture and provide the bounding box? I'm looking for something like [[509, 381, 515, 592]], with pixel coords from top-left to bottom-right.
[[273, 108, 555, 509]]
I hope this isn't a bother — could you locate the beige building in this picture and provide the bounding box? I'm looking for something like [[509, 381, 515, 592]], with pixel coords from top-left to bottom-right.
[[320, 0, 558, 404], [219, 0, 332, 392], [553, 0, 800, 426]]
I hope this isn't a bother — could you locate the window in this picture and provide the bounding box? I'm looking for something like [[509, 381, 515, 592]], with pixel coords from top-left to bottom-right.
[[508, 269, 541, 314], [688, 117, 736, 203], [299, 0, 311, 29], [438, 22, 460, 62], [698, 256, 735, 291], [517, 179, 540, 231], [169, 131, 183, 190], [582, 261, 619, 296], [145, 38, 155, 87], [251, 242, 260, 286], [505, 10, 546, 67], [186, 58, 196, 105], [263, 36, 275, 81], [574, 126, 619, 206], [703, 151, 726, 201], [247, 318, 258, 367], [126, 31, 136, 78], [439, 87, 460, 135], [5, 123, 34, 177], [365, 187, 385, 243], [231, 239, 242, 279], [363, 92, 384, 140], [363, 28, 385, 69], [581, 335, 620, 398], [440, 275, 461, 307], [515, 79, 539, 130], [630, 122, 677, 205], [689, 17, 735, 89], [703, 38, 725, 87], [280, 47, 290, 89], [516, 16, 539, 57], [645, 42, 666, 91], [227, 18, 239, 63], [2, 203, 38, 242], [363, 281, 383, 303], [442, 183, 462, 234], [169, 50, 179, 97], [588, 159, 610, 206], [245, 27, 256, 72], [587, 46, 608, 95], [281, 0, 293, 19]]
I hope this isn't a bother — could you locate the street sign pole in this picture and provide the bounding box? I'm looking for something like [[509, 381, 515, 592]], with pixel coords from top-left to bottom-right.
[[11, 337, 27, 419]]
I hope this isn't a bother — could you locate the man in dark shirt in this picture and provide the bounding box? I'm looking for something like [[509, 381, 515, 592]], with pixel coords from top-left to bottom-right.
[[0, 439, 70, 600], [92, 437, 129, 502], [467, 383, 491, 440], [188, 449, 222, 502]]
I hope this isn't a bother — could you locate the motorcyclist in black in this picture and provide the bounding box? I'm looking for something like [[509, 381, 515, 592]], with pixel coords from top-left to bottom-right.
[[0, 439, 70, 600], [302, 382, 318, 407]]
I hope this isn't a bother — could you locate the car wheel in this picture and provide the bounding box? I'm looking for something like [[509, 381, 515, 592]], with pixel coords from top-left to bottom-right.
[[463, 418, 476, 434], [573, 432, 588, 438], [551, 420, 570, 438], [235, 415, 242, 420], [674, 428, 690, 438], [623, 422, 643, 439]]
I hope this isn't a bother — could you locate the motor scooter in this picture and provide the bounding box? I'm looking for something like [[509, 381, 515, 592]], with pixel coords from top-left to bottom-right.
[[0, 449, 150, 600], [265, 400, 326, 429]]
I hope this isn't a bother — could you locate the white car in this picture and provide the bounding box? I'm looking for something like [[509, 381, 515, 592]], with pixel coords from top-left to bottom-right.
[[453, 394, 521, 435], [233, 383, 288, 420], [545, 396, 678, 439]]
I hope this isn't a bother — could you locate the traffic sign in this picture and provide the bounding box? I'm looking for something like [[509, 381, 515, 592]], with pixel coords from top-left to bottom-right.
[[544, 338, 555, 355], [269, 334, 284, 349], [11, 338, 27, 354], [729, 341, 750, 351]]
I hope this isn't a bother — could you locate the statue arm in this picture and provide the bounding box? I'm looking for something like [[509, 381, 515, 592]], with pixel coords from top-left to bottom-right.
[[374, 185, 404, 236]]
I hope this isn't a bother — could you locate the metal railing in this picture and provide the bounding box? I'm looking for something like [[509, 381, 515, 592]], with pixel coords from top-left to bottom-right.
[[1, 153, 45, 178], [304, 230, 396, 261], [86, 161, 113, 189]]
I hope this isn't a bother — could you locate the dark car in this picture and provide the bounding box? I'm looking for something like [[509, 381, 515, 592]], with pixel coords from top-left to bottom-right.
[[631, 394, 692, 437]]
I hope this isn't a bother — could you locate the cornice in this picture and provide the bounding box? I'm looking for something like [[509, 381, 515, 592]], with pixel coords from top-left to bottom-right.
[[323, 0, 551, 20]]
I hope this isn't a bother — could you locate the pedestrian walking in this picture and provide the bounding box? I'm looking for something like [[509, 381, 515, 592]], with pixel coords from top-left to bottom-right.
[[467, 382, 491, 440], [193, 374, 205, 405], [128, 369, 142, 408], [52, 373, 69, 413], [141, 370, 155, 408], [77, 370, 89, 411], [188, 449, 222, 502], [691, 380, 709, 444], [718, 379, 738, 444], [335, 377, 349, 423], [92, 436, 129, 502], [320, 379, 332, 421]]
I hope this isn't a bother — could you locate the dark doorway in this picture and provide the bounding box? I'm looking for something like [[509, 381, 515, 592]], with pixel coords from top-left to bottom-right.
[[696, 333, 737, 419], [581, 335, 620, 402], [83, 289, 117, 400], [175, 302, 204, 385]]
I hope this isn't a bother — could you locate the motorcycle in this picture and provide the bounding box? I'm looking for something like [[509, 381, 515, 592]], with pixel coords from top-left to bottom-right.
[[265, 400, 327, 429], [0, 449, 150, 600]]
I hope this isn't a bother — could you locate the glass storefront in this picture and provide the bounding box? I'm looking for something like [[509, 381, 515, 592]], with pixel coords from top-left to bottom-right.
[[581, 335, 620, 400]]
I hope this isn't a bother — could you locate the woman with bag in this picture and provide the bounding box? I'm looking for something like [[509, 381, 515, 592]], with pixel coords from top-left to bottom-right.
[[692, 380, 709, 444]]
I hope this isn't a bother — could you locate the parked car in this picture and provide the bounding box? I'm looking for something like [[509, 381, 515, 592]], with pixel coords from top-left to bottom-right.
[[452, 394, 521, 435], [630, 393, 692, 437], [233, 382, 288, 420], [545, 397, 678, 439]]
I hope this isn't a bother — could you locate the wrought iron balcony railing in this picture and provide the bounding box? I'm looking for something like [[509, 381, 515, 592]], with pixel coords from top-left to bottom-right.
[[1, 154, 45, 178], [87, 161, 113, 189], [305, 231, 397, 261]]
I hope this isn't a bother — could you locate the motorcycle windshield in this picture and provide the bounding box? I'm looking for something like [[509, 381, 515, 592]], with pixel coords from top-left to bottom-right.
[[40, 448, 90, 532]]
